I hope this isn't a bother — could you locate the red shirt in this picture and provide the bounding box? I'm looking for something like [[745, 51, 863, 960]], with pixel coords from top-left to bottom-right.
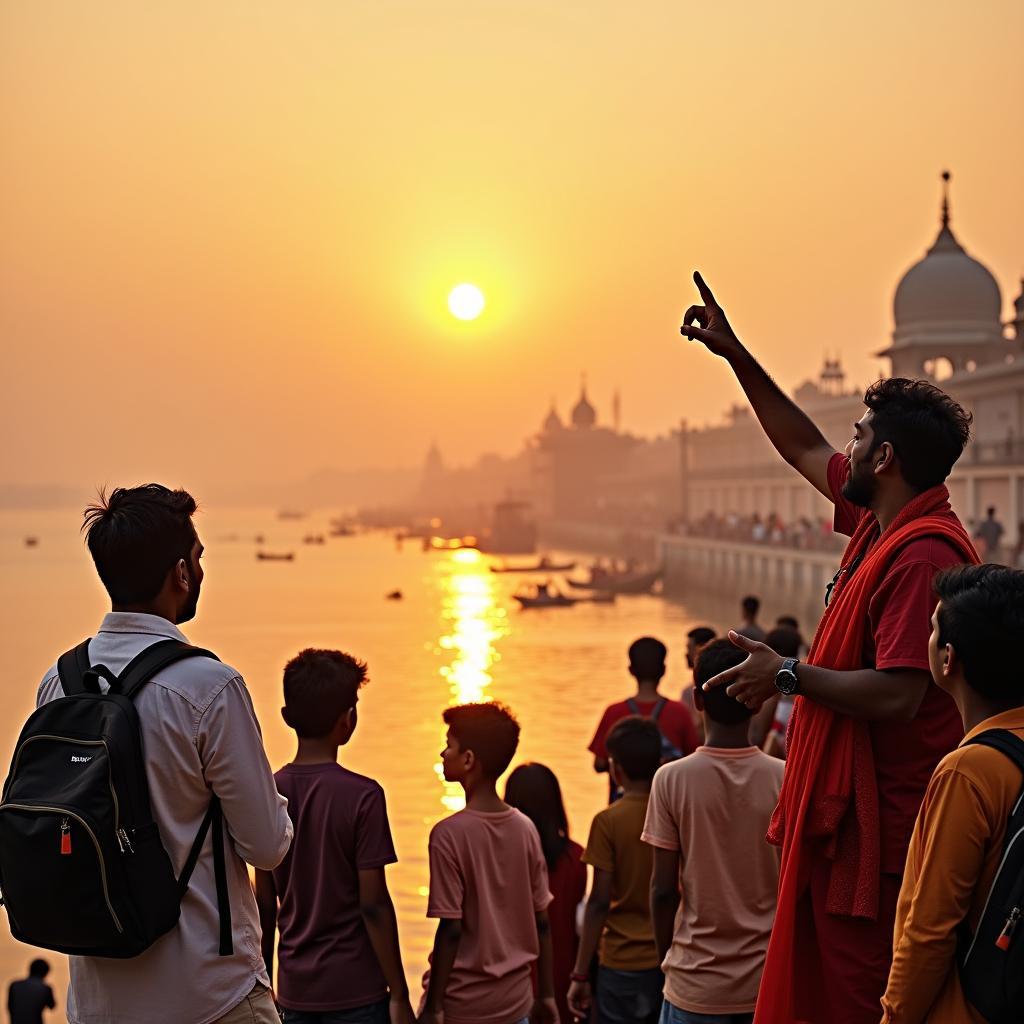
[[588, 696, 700, 761], [543, 840, 586, 1023], [827, 453, 966, 872]]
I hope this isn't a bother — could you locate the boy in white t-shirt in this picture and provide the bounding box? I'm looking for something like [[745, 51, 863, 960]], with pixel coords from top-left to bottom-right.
[[643, 639, 784, 1023]]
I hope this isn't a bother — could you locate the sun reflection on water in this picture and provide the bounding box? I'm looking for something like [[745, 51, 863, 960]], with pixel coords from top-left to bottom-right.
[[434, 548, 508, 812]]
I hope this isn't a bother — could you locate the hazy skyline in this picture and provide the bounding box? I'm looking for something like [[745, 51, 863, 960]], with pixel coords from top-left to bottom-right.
[[3, 1, 1023, 495]]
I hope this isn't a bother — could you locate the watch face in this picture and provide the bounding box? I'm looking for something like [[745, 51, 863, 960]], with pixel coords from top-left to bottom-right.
[[776, 669, 799, 695]]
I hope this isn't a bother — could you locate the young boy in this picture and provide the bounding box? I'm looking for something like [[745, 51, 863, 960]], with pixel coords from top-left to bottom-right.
[[420, 702, 558, 1024], [882, 565, 1024, 1022], [255, 649, 415, 1024], [643, 639, 784, 1024], [590, 637, 699, 802], [569, 716, 664, 1024]]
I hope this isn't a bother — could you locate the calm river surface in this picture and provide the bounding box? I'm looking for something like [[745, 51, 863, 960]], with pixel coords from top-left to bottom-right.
[[0, 507, 759, 1016]]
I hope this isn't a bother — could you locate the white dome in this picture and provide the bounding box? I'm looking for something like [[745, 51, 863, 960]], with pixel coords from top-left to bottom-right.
[[894, 223, 1002, 328]]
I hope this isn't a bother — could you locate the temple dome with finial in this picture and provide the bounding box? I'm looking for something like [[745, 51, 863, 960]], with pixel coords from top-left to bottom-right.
[[542, 401, 563, 433], [893, 171, 1002, 329], [571, 381, 597, 430]]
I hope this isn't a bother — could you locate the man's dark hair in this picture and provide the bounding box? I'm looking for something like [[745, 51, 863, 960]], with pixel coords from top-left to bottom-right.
[[82, 485, 197, 604], [765, 627, 801, 659], [628, 636, 667, 681], [694, 639, 753, 725], [605, 716, 662, 782], [863, 378, 972, 492], [28, 959, 49, 978], [935, 564, 1024, 703], [443, 701, 520, 779], [283, 649, 368, 738], [775, 615, 799, 631], [987, 506, 996, 517], [686, 626, 716, 646], [741, 595, 760, 617]]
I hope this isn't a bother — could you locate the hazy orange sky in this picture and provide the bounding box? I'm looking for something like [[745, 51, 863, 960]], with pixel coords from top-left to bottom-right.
[[3, 1, 1022, 491]]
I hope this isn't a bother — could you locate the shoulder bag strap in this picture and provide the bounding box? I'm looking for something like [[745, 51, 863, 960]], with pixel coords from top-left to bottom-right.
[[57, 640, 94, 695], [114, 639, 220, 700], [177, 796, 233, 957], [963, 729, 1024, 777], [650, 698, 666, 723], [625, 697, 640, 716]]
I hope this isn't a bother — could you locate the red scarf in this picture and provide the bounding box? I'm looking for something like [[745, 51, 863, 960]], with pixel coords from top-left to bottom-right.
[[754, 483, 978, 1024]]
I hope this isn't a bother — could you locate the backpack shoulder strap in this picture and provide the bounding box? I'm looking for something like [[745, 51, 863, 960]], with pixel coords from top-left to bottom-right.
[[176, 797, 233, 957], [650, 698, 666, 723], [625, 697, 640, 716], [963, 729, 1024, 777], [57, 640, 94, 696], [115, 639, 220, 700]]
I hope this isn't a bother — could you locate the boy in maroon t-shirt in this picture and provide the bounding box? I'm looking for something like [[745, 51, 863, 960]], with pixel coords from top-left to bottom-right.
[[589, 637, 699, 802], [255, 649, 415, 1024]]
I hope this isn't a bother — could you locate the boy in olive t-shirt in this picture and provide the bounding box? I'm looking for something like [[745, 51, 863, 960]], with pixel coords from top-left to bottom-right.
[[569, 717, 664, 1024]]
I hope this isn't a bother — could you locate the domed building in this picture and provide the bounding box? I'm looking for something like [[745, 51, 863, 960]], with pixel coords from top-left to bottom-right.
[[879, 172, 1010, 380]]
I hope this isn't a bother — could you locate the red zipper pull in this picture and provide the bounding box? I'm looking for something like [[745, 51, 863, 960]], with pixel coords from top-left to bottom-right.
[[996, 907, 1020, 951], [60, 818, 71, 856]]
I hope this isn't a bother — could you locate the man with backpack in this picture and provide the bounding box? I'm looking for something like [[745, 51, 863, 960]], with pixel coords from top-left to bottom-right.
[[8, 485, 292, 1024], [589, 637, 698, 803], [881, 564, 1024, 1022]]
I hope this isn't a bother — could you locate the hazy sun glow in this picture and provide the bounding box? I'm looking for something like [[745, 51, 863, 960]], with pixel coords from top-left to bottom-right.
[[448, 283, 485, 321]]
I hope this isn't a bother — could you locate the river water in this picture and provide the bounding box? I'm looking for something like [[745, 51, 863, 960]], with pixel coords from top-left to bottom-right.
[[0, 507, 756, 1016]]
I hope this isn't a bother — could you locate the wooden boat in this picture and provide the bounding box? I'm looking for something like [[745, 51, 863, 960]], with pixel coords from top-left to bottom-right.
[[491, 558, 576, 574], [514, 592, 577, 608], [256, 551, 295, 562], [302, 534, 326, 545], [24, 536, 39, 548], [567, 567, 662, 595]]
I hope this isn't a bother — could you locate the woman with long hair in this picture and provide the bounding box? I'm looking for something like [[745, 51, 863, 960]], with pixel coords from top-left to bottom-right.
[[505, 762, 586, 1022]]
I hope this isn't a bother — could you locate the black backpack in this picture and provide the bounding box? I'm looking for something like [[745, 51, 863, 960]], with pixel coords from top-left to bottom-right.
[[0, 638, 233, 959], [626, 697, 684, 763], [957, 728, 1024, 1022]]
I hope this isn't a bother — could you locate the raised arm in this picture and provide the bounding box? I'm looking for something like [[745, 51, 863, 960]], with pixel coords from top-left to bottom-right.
[[681, 271, 837, 500]]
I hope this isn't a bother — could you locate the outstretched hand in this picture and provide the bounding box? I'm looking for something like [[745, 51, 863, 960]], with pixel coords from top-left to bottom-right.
[[680, 271, 743, 360], [701, 630, 783, 712]]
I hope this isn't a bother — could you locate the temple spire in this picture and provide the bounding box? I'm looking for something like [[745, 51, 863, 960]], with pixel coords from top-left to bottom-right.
[[941, 169, 951, 229]]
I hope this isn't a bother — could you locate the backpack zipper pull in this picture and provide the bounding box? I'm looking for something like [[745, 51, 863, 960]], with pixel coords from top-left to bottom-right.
[[60, 818, 71, 856], [117, 828, 134, 855], [996, 906, 1020, 951]]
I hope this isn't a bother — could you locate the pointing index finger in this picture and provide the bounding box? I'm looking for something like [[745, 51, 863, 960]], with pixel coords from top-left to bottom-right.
[[693, 271, 718, 308]]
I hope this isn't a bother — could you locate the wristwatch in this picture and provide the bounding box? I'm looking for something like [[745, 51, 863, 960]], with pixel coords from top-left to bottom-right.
[[775, 658, 800, 696]]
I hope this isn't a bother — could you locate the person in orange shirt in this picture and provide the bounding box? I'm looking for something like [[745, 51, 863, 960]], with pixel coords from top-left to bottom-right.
[[882, 564, 1024, 1023]]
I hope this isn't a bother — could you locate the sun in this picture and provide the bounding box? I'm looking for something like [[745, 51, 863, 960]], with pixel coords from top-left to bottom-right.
[[448, 283, 485, 321]]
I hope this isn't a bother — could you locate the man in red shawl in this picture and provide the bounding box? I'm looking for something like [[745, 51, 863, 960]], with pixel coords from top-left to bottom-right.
[[681, 273, 978, 1024]]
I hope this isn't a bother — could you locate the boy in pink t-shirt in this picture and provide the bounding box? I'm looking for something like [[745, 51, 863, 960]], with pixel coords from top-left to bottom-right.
[[643, 639, 784, 1023], [420, 702, 557, 1024]]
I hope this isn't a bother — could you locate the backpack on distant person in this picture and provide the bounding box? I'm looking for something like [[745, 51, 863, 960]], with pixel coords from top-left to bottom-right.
[[0, 638, 233, 959], [956, 728, 1024, 1023], [626, 697, 683, 763]]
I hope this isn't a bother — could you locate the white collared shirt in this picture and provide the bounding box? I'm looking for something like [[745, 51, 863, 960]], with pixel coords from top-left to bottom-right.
[[37, 612, 293, 1024]]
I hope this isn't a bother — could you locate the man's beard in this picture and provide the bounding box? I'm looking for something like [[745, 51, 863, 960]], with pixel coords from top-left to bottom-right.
[[841, 457, 877, 508], [178, 562, 201, 623]]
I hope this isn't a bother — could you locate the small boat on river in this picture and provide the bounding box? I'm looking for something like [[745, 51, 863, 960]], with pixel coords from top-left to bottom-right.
[[256, 551, 295, 562], [567, 567, 662, 595], [491, 556, 576, 574]]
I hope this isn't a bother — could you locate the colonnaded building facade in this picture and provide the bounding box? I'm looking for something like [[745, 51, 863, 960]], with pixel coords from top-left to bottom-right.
[[666, 176, 1024, 610]]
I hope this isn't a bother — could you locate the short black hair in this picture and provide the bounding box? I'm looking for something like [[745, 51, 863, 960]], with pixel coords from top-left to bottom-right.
[[686, 626, 716, 646], [935, 564, 1024, 703], [741, 595, 760, 617], [83, 485, 198, 604], [29, 959, 49, 978], [765, 627, 801, 659], [605, 716, 662, 782], [628, 636, 667, 681], [443, 702, 520, 779], [863, 378, 972, 492], [694, 639, 753, 725], [283, 649, 368, 738], [775, 615, 799, 631], [504, 762, 569, 870]]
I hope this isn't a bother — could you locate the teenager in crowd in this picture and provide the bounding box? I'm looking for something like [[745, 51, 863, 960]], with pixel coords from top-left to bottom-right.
[[506, 762, 587, 1023], [882, 565, 1024, 1022], [681, 626, 716, 739], [735, 596, 766, 642], [35, 486, 291, 1024], [645, 640, 784, 1024], [683, 272, 978, 1024], [420, 703, 557, 1024], [570, 717, 664, 1024], [256, 649, 414, 1024], [589, 638, 698, 803]]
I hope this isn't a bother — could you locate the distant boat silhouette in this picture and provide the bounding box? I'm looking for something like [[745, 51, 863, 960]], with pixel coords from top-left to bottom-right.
[[386, 590, 403, 601], [491, 557, 576, 574], [277, 510, 307, 521], [24, 536, 39, 548], [567, 567, 662, 595], [256, 551, 295, 562], [302, 534, 326, 545]]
